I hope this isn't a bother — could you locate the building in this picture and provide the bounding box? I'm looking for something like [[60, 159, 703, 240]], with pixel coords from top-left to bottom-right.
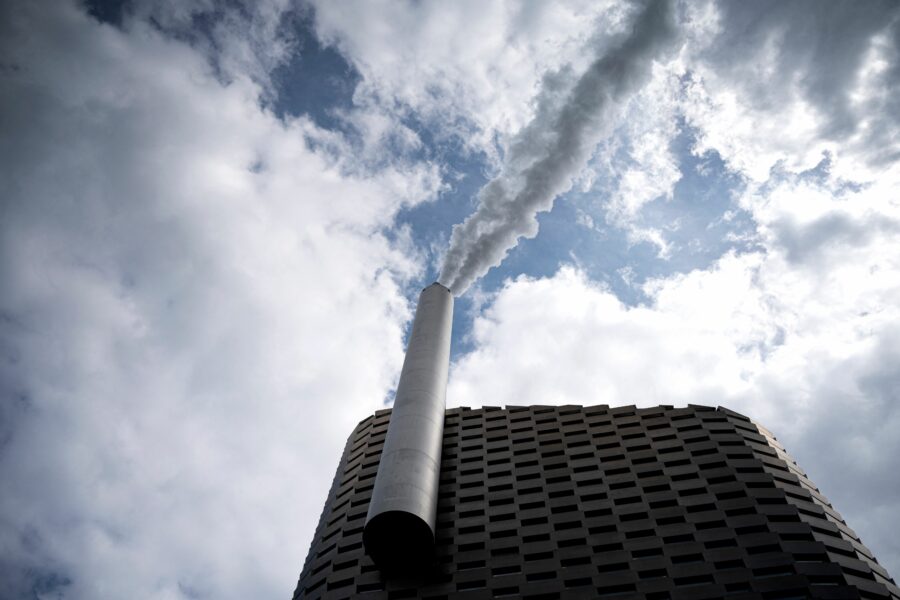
[[293, 286, 898, 598], [293, 403, 900, 600]]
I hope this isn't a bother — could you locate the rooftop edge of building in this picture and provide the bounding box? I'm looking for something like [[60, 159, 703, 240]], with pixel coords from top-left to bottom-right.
[[364, 403, 755, 432]]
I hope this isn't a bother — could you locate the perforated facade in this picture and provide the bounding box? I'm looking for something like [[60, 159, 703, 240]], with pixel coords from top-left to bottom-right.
[[294, 404, 899, 599]]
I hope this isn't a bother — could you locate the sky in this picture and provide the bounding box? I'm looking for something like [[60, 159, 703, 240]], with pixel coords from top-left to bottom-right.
[[1, 0, 899, 598]]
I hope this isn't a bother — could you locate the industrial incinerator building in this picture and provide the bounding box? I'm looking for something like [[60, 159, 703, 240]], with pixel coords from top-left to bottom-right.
[[294, 403, 899, 600], [293, 284, 899, 599]]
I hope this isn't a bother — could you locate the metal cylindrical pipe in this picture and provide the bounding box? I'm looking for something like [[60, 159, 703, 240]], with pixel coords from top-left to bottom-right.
[[363, 282, 453, 572]]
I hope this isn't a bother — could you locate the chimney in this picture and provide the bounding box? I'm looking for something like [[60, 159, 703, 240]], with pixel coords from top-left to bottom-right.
[[363, 282, 453, 573]]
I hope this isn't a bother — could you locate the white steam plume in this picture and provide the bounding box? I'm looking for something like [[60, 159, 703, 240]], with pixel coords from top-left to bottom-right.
[[439, 0, 678, 295]]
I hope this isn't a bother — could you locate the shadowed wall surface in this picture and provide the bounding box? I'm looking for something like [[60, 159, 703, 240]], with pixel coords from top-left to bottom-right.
[[294, 404, 899, 599]]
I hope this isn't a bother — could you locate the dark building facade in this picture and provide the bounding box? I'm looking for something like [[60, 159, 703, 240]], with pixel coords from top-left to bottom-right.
[[294, 404, 899, 600]]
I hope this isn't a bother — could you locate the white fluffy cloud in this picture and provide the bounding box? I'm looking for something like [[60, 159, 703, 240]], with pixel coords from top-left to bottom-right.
[[581, 60, 684, 255], [310, 0, 631, 155], [0, 2, 439, 598]]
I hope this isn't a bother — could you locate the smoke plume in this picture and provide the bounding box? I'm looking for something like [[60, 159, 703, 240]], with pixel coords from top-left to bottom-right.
[[439, 0, 678, 295]]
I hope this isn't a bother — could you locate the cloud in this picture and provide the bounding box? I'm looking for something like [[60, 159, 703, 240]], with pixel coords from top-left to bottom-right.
[[0, 1, 439, 598], [683, 0, 900, 182], [126, 0, 297, 89], [309, 0, 632, 156], [567, 0, 900, 261], [585, 58, 683, 227]]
